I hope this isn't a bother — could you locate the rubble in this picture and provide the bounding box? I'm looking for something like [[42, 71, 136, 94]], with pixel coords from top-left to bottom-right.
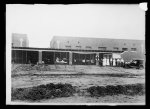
[[87, 83, 145, 97], [11, 83, 76, 101]]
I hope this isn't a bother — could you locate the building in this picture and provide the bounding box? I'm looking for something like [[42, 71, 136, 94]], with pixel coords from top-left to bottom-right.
[[11, 46, 123, 65], [11, 36, 145, 66], [12, 33, 29, 47], [50, 36, 145, 62]]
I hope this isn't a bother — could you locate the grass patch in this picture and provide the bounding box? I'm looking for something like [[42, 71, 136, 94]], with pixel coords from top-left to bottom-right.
[[87, 83, 145, 97], [12, 83, 76, 101]]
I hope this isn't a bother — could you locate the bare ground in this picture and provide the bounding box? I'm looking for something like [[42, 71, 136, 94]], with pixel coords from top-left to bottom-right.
[[11, 65, 145, 104]]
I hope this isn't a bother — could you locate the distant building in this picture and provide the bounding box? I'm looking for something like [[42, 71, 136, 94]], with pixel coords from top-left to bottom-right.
[[12, 33, 29, 47], [11, 36, 145, 65], [50, 36, 145, 62]]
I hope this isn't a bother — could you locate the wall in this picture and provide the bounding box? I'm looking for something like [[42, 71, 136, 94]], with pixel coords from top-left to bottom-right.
[[12, 33, 29, 47], [50, 36, 145, 61]]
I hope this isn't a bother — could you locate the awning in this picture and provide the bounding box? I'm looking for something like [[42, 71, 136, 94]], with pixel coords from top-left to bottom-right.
[[72, 52, 96, 54]]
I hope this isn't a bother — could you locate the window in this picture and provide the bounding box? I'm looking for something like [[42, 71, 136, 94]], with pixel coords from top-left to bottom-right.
[[86, 46, 92, 49], [113, 47, 119, 50], [131, 48, 136, 51], [133, 43, 136, 46], [76, 46, 81, 48], [65, 45, 71, 48], [122, 48, 128, 51], [98, 47, 106, 50]]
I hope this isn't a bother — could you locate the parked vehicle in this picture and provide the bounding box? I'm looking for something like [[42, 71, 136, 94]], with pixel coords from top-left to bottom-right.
[[55, 58, 68, 64], [124, 59, 144, 69]]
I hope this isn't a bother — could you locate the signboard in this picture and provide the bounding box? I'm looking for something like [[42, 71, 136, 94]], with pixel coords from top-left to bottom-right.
[[112, 53, 121, 59]]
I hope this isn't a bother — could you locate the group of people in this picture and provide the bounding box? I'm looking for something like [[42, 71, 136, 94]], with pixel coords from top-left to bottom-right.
[[101, 58, 124, 67]]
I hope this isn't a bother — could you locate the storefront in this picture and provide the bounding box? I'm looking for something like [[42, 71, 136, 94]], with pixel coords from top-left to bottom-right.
[[11, 47, 123, 66], [72, 52, 96, 65], [12, 50, 39, 64]]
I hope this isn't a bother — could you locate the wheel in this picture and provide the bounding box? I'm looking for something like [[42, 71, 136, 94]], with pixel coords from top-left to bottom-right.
[[125, 64, 130, 68], [124, 64, 127, 68], [138, 64, 144, 69]]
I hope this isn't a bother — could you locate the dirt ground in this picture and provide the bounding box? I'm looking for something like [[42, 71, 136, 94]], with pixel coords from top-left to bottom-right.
[[13, 94, 145, 105], [39, 95, 145, 104], [11, 65, 145, 104]]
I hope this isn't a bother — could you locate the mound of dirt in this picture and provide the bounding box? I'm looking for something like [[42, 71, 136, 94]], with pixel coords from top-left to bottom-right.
[[87, 83, 145, 97], [11, 83, 76, 101]]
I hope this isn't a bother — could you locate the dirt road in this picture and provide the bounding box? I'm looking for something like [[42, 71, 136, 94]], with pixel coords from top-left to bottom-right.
[[11, 65, 145, 104]]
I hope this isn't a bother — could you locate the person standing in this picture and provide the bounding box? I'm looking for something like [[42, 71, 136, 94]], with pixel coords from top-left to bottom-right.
[[121, 58, 124, 67], [113, 58, 116, 66], [103, 57, 106, 66], [106, 57, 110, 66], [117, 58, 120, 67], [110, 58, 113, 66], [100, 58, 103, 66], [115, 59, 117, 67]]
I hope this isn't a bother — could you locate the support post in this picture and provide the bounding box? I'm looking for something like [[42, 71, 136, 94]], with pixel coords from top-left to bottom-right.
[[69, 52, 72, 65], [38, 51, 42, 64], [96, 53, 99, 66]]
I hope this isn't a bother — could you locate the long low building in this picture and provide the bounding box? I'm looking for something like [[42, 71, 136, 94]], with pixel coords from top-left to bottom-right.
[[11, 35, 145, 66], [11, 47, 123, 66]]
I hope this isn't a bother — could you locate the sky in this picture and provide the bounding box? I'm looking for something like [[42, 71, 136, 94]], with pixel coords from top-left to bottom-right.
[[6, 4, 146, 48]]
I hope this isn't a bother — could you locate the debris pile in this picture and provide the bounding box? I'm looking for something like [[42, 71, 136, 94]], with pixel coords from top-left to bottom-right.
[[87, 83, 145, 97], [11, 83, 76, 101]]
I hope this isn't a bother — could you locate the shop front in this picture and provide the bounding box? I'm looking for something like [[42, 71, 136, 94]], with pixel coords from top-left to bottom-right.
[[72, 52, 96, 65]]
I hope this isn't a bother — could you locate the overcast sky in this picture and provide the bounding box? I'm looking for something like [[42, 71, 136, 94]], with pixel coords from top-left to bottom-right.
[[6, 4, 146, 48]]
